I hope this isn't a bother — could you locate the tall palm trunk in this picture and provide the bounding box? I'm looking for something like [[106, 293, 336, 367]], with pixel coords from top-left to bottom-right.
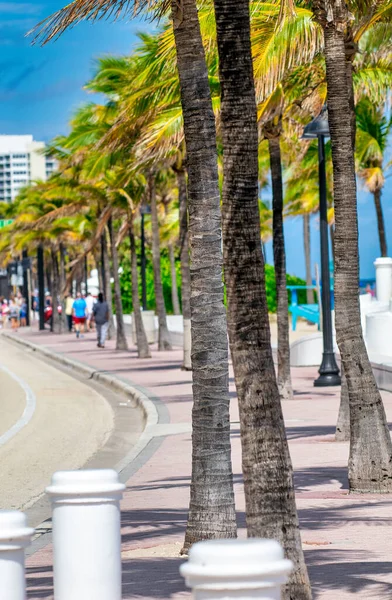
[[269, 135, 293, 401], [129, 221, 151, 359], [336, 366, 350, 441], [59, 243, 68, 331], [318, 0, 392, 492], [108, 217, 128, 351], [171, 0, 236, 548], [177, 167, 192, 370], [373, 189, 387, 257], [168, 244, 181, 315], [149, 174, 172, 351], [303, 214, 313, 305], [50, 248, 61, 334], [102, 230, 115, 340], [214, 1, 311, 598]]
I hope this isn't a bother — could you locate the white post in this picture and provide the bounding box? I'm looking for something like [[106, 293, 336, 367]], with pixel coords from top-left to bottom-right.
[[0, 511, 34, 600], [374, 257, 392, 304], [180, 539, 293, 600], [46, 469, 125, 600]]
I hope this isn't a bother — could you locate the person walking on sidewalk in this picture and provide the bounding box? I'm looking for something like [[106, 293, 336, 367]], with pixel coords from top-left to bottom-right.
[[65, 294, 74, 333], [93, 293, 109, 348], [72, 292, 87, 339]]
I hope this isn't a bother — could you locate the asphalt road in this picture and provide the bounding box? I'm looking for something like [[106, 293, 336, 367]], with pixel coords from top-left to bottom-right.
[[0, 336, 119, 515]]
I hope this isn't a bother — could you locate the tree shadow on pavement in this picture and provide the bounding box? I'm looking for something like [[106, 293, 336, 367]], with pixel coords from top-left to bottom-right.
[[294, 465, 349, 490], [306, 549, 392, 598], [122, 557, 186, 599], [299, 499, 392, 531]]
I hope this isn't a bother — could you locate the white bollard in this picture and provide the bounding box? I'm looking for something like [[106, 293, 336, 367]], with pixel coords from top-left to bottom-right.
[[374, 257, 392, 304], [46, 469, 125, 600], [180, 539, 293, 600], [0, 511, 34, 600]]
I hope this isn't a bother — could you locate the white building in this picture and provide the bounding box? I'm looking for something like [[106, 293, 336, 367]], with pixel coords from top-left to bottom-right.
[[0, 135, 58, 203]]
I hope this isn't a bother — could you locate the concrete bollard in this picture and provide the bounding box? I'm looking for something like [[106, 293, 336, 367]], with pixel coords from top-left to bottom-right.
[[374, 257, 392, 304], [180, 538, 293, 600], [0, 510, 34, 600], [46, 469, 125, 600]]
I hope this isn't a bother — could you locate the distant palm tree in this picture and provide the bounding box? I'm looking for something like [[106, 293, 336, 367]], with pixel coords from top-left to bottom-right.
[[356, 98, 391, 257]]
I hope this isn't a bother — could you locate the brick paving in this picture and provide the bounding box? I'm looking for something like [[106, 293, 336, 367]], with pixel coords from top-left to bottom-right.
[[12, 326, 392, 599]]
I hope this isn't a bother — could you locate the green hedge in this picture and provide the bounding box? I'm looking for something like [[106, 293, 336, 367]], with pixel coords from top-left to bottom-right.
[[265, 264, 311, 313], [119, 243, 308, 315]]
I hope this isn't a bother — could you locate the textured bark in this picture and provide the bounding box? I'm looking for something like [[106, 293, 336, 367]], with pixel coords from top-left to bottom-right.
[[94, 247, 104, 294], [50, 248, 62, 334], [319, 1, 392, 492], [102, 230, 115, 340], [178, 168, 192, 371], [336, 366, 350, 441], [108, 218, 128, 351], [172, 0, 236, 548], [169, 244, 181, 315], [214, 1, 311, 598], [374, 189, 388, 257], [269, 136, 293, 402], [303, 214, 314, 305], [59, 243, 68, 331], [149, 175, 172, 351], [129, 224, 151, 359]]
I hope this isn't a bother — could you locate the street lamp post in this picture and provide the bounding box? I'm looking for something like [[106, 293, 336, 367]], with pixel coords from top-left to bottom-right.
[[140, 204, 151, 312], [303, 106, 341, 387]]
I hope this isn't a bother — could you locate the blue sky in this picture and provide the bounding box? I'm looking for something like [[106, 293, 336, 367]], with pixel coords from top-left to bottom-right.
[[1, 0, 390, 280]]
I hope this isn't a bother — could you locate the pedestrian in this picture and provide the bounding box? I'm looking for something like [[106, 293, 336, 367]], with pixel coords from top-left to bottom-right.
[[65, 293, 74, 333], [93, 292, 109, 348], [9, 299, 20, 331], [20, 298, 27, 327], [72, 292, 87, 339], [1, 298, 9, 329], [85, 291, 95, 332]]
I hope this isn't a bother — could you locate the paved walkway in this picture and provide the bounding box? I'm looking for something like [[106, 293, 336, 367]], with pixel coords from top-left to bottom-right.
[[8, 326, 392, 599]]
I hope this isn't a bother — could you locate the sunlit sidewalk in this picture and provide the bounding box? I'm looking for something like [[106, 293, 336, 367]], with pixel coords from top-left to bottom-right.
[[13, 326, 392, 600]]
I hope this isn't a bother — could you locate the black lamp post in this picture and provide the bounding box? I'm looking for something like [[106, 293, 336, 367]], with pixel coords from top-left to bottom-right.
[[303, 106, 341, 387], [140, 204, 152, 311]]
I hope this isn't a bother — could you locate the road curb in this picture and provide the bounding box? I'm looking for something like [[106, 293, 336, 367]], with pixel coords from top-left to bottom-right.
[[0, 332, 172, 559], [0, 332, 159, 459]]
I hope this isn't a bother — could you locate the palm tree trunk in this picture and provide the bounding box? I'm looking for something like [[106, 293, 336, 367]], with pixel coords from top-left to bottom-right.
[[269, 135, 293, 401], [59, 243, 68, 331], [320, 1, 392, 492], [178, 167, 192, 371], [336, 366, 350, 441], [129, 221, 151, 359], [50, 248, 61, 334], [373, 189, 388, 257], [169, 243, 181, 315], [214, 1, 311, 598], [108, 217, 128, 351], [171, 0, 236, 548], [149, 174, 172, 351], [102, 230, 115, 340], [303, 214, 313, 305]]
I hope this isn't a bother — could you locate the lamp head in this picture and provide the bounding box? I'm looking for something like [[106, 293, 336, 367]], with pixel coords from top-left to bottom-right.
[[302, 105, 330, 139]]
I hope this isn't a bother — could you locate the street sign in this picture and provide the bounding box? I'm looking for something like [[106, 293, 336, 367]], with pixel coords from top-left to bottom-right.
[[0, 219, 13, 228]]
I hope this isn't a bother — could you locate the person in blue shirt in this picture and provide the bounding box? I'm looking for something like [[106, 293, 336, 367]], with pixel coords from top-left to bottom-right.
[[72, 292, 87, 339]]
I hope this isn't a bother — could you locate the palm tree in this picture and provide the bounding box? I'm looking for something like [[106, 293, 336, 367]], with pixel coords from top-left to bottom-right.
[[213, 1, 311, 598], [356, 98, 391, 257], [314, 0, 392, 493], [148, 172, 172, 351], [32, 0, 237, 546]]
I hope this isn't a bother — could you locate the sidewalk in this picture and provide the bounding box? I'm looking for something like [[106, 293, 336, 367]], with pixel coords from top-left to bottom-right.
[[11, 326, 392, 600]]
